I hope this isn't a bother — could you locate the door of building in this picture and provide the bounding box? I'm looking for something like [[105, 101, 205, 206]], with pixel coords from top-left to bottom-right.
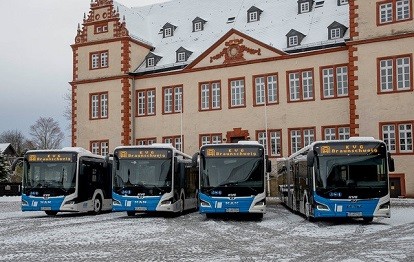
[[389, 177, 402, 198]]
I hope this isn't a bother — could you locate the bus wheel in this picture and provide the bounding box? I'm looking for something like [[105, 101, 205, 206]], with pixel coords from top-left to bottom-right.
[[363, 217, 373, 223], [93, 196, 102, 215], [252, 213, 264, 221], [127, 211, 135, 217], [45, 211, 58, 216]]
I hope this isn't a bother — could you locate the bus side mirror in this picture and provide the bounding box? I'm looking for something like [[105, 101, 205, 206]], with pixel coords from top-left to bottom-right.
[[103, 154, 113, 168], [192, 153, 199, 168], [388, 156, 395, 172], [307, 150, 315, 167], [265, 156, 272, 173], [11, 157, 24, 171]]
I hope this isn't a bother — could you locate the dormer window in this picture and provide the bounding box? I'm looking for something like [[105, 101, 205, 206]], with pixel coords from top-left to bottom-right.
[[145, 53, 162, 68], [176, 47, 193, 63], [247, 6, 263, 23], [298, 0, 314, 14], [286, 29, 306, 48], [327, 21, 348, 40], [147, 57, 155, 67], [289, 36, 299, 46], [94, 23, 108, 34], [338, 0, 348, 5], [192, 17, 207, 32], [227, 17, 236, 23], [162, 23, 177, 38]]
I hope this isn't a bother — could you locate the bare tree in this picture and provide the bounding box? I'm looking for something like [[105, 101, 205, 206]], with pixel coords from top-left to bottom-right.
[[63, 88, 72, 131], [0, 129, 28, 156], [29, 117, 64, 149]]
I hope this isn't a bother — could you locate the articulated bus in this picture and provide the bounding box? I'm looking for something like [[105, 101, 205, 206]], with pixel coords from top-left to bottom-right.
[[112, 144, 198, 216], [278, 137, 395, 222], [194, 141, 271, 219], [13, 147, 112, 216]]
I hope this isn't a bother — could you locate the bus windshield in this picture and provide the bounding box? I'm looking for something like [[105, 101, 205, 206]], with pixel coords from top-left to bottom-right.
[[200, 156, 264, 196], [114, 159, 172, 191], [315, 154, 388, 199], [24, 162, 77, 193]]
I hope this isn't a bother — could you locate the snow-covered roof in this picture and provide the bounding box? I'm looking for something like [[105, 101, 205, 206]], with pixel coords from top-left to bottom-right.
[[0, 143, 16, 155], [113, 0, 349, 73]]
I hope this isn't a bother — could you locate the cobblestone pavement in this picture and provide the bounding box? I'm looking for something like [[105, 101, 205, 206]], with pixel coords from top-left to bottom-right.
[[1, 199, 414, 262]]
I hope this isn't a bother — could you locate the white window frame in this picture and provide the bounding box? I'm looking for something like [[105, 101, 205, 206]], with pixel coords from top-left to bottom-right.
[[147, 57, 155, 67], [289, 35, 299, 46], [396, 0, 410, 21], [230, 79, 245, 107], [164, 27, 172, 37], [177, 52, 186, 62], [300, 2, 310, 13], [330, 28, 341, 39], [399, 123, 413, 152], [249, 11, 258, 22], [91, 95, 99, 119], [194, 22, 202, 32], [382, 124, 397, 152], [380, 59, 394, 92], [380, 3, 393, 24], [396, 57, 411, 90], [100, 93, 108, 118]]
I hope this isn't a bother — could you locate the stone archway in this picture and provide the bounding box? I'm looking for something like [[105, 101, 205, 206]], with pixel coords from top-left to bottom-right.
[[226, 128, 250, 143]]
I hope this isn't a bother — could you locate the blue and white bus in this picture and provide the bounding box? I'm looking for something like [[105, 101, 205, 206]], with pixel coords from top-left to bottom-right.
[[13, 147, 112, 216], [195, 141, 271, 219], [112, 144, 198, 216], [278, 137, 395, 223]]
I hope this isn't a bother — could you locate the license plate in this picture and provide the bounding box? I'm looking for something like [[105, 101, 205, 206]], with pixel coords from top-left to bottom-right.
[[226, 208, 239, 213], [135, 207, 147, 211], [347, 212, 362, 217], [41, 207, 52, 211]]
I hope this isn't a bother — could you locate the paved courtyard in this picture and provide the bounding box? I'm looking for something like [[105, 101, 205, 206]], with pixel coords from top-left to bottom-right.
[[1, 197, 414, 261]]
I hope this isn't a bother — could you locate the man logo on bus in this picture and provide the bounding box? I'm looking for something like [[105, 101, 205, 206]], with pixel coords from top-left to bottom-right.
[[119, 151, 128, 158], [206, 149, 215, 156], [321, 146, 331, 154]]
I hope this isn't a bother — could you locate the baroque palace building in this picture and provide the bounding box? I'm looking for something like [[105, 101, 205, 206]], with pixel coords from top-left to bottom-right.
[[71, 0, 414, 197]]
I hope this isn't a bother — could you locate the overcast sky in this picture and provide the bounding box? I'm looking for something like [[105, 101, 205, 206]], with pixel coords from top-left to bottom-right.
[[0, 0, 168, 146]]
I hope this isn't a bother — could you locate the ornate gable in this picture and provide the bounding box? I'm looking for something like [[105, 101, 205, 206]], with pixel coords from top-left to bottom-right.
[[75, 0, 128, 44]]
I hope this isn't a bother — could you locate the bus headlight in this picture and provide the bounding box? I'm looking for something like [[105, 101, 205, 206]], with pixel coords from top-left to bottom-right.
[[113, 199, 121, 206], [316, 202, 330, 211], [254, 200, 265, 207], [379, 201, 390, 210], [22, 199, 28, 206], [64, 200, 75, 205], [161, 198, 173, 205], [200, 200, 211, 207]]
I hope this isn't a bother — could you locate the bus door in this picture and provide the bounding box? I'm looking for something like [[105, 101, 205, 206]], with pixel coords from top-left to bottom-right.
[[293, 162, 301, 211]]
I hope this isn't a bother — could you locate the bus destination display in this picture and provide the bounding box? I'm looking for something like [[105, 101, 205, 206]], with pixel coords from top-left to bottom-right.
[[27, 153, 75, 162], [203, 147, 261, 158], [117, 149, 171, 159], [316, 143, 382, 156]]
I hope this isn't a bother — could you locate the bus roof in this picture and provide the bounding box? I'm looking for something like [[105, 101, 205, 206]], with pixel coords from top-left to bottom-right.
[[114, 143, 191, 159], [25, 147, 103, 159]]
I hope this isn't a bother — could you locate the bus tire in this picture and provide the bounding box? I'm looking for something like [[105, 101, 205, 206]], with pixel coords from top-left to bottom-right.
[[253, 213, 264, 221], [45, 211, 58, 216], [127, 211, 135, 217], [93, 196, 102, 215], [179, 195, 185, 215], [363, 217, 373, 223]]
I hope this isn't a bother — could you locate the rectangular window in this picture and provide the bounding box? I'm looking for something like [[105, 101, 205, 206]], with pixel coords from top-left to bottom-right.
[[199, 81, 221, 111], [136, 138, 157, 146], [147, 57, 155, 67], [301, 2, 310, 13], [177, 52, 186, 62], [163, 135, 183, 152], [164, 27, 172, 37], [199, 134, 222, 147], [90, 140, 109, 156], [321, 65, 349, 99], [94, 23, 108, 34], [256, 130, 282, 157], [289, 127, 315, 154], [330, 28, 341, 39], [229, 78, 245, 108], [378, 55, 412, 93], [381, 121, 413, 154], [249, 12, 258, 22], [289, 36, 299, 46], [90, 92, 108, 120], [287, 69, 314, 102], [339, 0, 349, 5], [163, 86, 183, 114], [194, 22, 202, 32], [90, 50, 108, 69], [322, 126, 350, 140], [378, 0, 412, 25], [136, 89, 156, 117], [254, 74, 278, 106]]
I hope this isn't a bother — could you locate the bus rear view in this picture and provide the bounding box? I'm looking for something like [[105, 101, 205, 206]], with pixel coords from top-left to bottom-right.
[[198, 141, 270, 219]]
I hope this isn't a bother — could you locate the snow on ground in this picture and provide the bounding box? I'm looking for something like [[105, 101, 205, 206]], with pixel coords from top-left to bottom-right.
[[1, 197, 414, 261]]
